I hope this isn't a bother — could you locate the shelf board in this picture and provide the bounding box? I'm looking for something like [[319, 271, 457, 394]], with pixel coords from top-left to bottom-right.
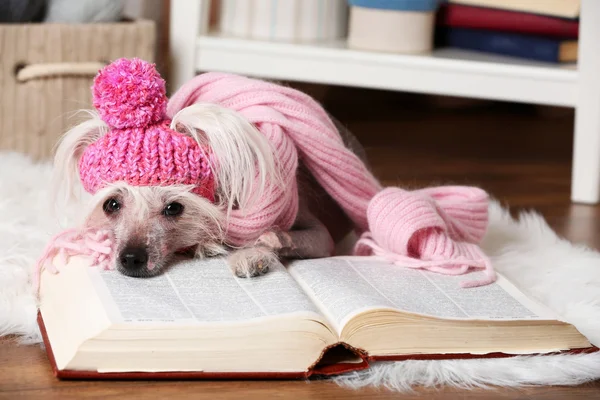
[[196, 33, 578, 107]]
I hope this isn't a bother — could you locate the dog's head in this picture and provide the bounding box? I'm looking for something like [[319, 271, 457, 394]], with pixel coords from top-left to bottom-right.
[[82, 182, 224, 277]]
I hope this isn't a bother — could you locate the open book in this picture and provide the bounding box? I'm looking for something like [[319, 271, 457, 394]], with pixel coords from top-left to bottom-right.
[[38, 256, 594, 379]]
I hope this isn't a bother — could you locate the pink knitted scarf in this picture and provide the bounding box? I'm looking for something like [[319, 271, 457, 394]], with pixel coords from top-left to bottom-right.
[[167, 73, 495, 288]]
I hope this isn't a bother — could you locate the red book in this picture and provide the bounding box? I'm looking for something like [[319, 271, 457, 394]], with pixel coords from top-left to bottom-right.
[[437, 4, 579, 39]]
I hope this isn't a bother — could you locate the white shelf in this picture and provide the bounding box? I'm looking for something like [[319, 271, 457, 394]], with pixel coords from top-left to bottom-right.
[[171, 0, 600, 203], [196, 33, 578, 107]]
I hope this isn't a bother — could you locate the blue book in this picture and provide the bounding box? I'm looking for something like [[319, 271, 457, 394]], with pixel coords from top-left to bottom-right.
[[441, 28, 578, 63], [348, 0, 441, 12]]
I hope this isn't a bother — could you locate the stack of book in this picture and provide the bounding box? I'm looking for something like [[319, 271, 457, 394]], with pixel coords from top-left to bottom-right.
[[436, 0, 580, 63]]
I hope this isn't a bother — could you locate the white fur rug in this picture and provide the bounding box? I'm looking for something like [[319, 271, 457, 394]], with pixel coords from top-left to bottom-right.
[[1, 152, 599, 389]]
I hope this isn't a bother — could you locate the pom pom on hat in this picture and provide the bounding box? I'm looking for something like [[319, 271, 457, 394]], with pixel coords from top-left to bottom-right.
[[92, 58, 167, 129], [81, 58, 216, 201]]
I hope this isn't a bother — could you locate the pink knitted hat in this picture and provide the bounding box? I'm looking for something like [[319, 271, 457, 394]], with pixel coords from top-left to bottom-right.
[[78, 58, 215, 201]]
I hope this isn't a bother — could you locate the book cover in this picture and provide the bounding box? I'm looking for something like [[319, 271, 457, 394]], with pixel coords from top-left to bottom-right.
[[37, 312, 598, 380], [437, 4, 579, 39], [438, 27, 578, 63], [447, 0, 580, 19]]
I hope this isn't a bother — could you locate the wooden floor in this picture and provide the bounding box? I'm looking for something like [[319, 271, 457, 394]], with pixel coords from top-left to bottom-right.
[[1, 87, 599, 399]]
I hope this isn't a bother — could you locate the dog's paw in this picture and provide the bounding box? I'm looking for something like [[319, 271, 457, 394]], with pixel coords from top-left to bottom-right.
[[255, 230, 293, 252], [227, 247, 278, 278]]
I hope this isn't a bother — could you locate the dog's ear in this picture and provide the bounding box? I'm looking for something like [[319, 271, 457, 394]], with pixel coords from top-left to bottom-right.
[[52, 111, 108, 207], [170, 103, 281, 215]]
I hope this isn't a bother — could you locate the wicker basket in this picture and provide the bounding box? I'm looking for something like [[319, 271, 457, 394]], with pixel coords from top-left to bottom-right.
[[0, 20, 155, 161]]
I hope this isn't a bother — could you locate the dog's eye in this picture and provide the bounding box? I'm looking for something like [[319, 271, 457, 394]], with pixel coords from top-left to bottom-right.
[[103, 198, 121, 215], [163, 202, 184, 217]]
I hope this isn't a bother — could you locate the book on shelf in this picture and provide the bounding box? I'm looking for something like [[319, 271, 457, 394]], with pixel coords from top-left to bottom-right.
[[38, 255, 595, 379], [447, 0, 580, 19], [437, 4, 579, 39], [438, 27, 578, 63]]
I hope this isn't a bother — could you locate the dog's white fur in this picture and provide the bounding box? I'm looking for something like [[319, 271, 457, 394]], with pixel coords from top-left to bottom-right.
[[51, 110, 108, 207], [171, 103, 282, 214], [1, 153, 600, 388], [51, 104, 284, 277]]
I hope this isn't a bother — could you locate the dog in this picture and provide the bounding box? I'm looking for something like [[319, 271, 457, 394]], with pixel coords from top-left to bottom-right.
[[51, 66, 360, 280], [45, 58, 495, 289]]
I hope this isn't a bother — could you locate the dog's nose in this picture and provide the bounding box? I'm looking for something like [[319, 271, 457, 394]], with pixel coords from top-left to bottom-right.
[[119, 247, 149, 271]]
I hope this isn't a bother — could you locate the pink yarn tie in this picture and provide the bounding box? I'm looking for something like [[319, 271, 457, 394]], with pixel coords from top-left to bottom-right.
[[33, 228, 114, 293], [355, 187, 495, 288]]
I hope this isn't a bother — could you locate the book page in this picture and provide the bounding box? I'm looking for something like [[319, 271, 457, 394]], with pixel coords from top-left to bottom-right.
[[288, 257, 558, 332], [88, 257, 322, 324]]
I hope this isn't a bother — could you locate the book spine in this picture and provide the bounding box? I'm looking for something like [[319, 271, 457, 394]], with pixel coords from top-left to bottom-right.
[[446, 0, 580, 19], [349, 0, 440, 12], [441, 28, 563, 62], [437, 4, 579, 39]]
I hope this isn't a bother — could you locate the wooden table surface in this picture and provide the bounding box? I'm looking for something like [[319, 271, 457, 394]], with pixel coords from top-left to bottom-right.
[[2, 87, 599, 399], [1, 334, 600, 400]]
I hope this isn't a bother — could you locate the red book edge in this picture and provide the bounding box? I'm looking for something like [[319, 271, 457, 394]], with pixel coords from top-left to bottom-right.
[[37, 311, 598, 380], [37, 311, 369, 380], [436, 4, 579, 39]]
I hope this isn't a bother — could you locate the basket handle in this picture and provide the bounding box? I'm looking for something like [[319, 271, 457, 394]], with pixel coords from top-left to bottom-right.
[[16, 62, 106, 82]]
